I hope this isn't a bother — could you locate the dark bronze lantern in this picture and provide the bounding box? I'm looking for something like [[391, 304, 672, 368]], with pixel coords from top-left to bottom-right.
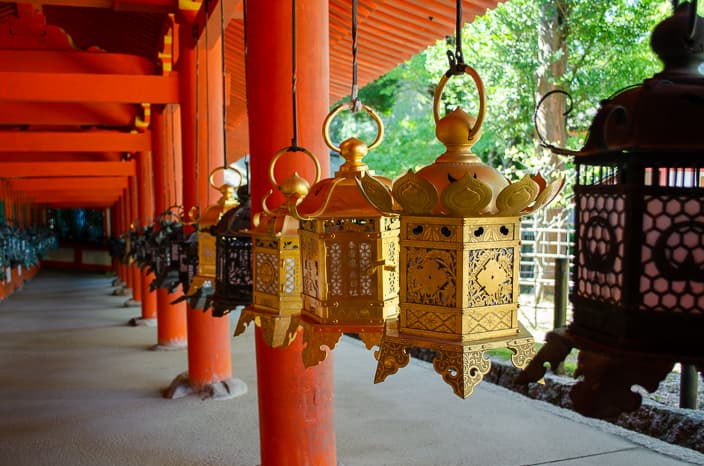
[[359, 66, 562, 398], [186, 167, 241, 310], [518, 2, 704, 418], [207, 183, 253, 317], [150, 207, 184, 292]]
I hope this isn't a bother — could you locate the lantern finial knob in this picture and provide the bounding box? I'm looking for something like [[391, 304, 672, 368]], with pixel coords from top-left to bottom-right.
[[650, 2, 704, 74]]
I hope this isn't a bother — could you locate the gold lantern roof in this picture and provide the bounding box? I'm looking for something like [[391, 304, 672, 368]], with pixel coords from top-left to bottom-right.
[[235, 148, 321, 348], [360, 67, 563, 219], [359, 65, 563, 399]]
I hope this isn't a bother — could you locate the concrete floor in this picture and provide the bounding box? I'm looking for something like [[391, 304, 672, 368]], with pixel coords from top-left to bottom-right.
[[0, 270, 703, 466]]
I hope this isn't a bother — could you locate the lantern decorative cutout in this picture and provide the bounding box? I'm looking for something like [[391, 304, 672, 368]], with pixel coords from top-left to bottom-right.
[[517, 3, 704, 418], [234, 147, 321, 348], [358, 66, 563, 398], [186, 167, 241, 310], [207, 180, 253, 318], [292, 102, 400, 367]]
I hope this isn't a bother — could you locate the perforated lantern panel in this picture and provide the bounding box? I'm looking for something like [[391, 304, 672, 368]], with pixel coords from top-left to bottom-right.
[[300, 216, 399, 326], [575, 191, 626, 305], [641, 193, 704, 312], [252, 235, 301, 315], [400, 216, 521, 342]]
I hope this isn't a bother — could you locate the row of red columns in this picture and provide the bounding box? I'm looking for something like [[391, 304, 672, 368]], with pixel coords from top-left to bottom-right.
[[108, 2, 337, 463]]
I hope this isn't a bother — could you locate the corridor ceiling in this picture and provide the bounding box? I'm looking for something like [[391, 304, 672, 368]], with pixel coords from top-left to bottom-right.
[[0, 0, 500, 210]]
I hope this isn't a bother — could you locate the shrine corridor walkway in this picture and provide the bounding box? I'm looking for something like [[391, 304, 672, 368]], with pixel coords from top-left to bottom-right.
[[0, 270, 701, 466]]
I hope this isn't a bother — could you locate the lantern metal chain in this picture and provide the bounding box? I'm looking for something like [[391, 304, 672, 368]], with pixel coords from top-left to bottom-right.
[[446, 0, 466, 76], [350, 0, 361, 112]]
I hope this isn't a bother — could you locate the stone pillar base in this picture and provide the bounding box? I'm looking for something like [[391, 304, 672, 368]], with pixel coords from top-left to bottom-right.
[[128, 317, 157, 327], [163, 372, 247, 400]]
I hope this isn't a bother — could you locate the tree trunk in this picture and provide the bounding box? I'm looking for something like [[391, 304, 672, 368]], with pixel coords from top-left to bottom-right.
[[535, 0, 568, 169]]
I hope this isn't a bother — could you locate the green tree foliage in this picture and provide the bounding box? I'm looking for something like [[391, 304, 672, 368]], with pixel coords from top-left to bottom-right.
[[330, 0, 670, 182]]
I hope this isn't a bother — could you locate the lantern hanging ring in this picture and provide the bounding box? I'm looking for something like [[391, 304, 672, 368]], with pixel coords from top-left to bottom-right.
[[322, 101, 384, 153], [268, 146, 322, 189], [433, 64, 486, 141], [208, 165, 244, 190]]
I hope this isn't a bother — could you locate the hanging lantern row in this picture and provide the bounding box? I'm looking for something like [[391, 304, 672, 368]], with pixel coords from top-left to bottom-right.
[[517, 2, 704, 418], [234, 147, 321, 347], [0, 223, 57, 278]]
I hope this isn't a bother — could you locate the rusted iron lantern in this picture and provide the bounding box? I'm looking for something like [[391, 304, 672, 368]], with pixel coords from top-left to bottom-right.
[[360, 66, 563, 398], [235, 148, 321, 347], [291, 102, 400, 367], [517, 2, 704, 418], [187, 167, 242, 311], [207, 181, 253, 318]]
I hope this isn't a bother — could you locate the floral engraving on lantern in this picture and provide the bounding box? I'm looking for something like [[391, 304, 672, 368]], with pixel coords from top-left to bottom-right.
[[466, 308, 513, 333], [576, 193, 625, 304], [406, 248, 457, 307], [374, 341, 411, 380], [301, 233, 320, 299], [255, 251, 278, 295], [328, 242, 343, 296], [406, 308, 456, 333], [432, 349, 491, 398], [468, 248, 514, 307], [642, 194, 704, 311]]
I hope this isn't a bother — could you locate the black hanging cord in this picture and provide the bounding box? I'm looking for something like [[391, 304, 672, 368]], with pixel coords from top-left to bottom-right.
[[446, 0, 465, 76], [350, 0, 361, 112], [220, 0, 229, 168], [290, 0, 302, 150]]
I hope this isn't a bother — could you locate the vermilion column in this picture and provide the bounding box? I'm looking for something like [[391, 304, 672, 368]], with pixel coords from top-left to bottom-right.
[[120, 193, 130, 288], [165, 22, 239, 398], [135, 151, 158, 322], [128, 174, 143, 305], [152, 106, 187, 349], [247, 1, 335, 464]]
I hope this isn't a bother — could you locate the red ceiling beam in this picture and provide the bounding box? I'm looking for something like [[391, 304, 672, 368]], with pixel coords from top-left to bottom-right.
[[0, 161, 136, 178], [0, 72, 179, 104], [10, 177, 128, 192], [0, 102, 136, 126], [21, 0, 177, 14], [0, 131, 150, 152]]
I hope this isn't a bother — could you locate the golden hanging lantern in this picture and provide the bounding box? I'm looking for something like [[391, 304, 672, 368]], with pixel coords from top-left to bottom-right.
[[292, 101, 400, 367], [234, 147, 321, 348], [359, 66, 564, 398], [187, 167, 241, 304]]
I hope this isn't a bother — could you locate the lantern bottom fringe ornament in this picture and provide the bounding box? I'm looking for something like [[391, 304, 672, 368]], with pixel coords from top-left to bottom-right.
[[516, 327, 704, 419], [235, 309, 301, 348], [375, 319, 535, 399], [162, 371, 248, 400], [300, 320, 383, 368]]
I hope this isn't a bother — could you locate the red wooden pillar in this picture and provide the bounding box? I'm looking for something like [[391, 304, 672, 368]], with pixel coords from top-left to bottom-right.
[[165, 21, 239, 398], [247, 1, 335, 464], [152, 107, 187, 349], [136, 151, 158, 321], [119, 193, 130, 287], [128, 174, 143, 304]]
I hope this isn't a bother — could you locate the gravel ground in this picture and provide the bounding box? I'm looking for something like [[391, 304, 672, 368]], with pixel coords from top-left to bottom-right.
[[641, 367, 704, 410]]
